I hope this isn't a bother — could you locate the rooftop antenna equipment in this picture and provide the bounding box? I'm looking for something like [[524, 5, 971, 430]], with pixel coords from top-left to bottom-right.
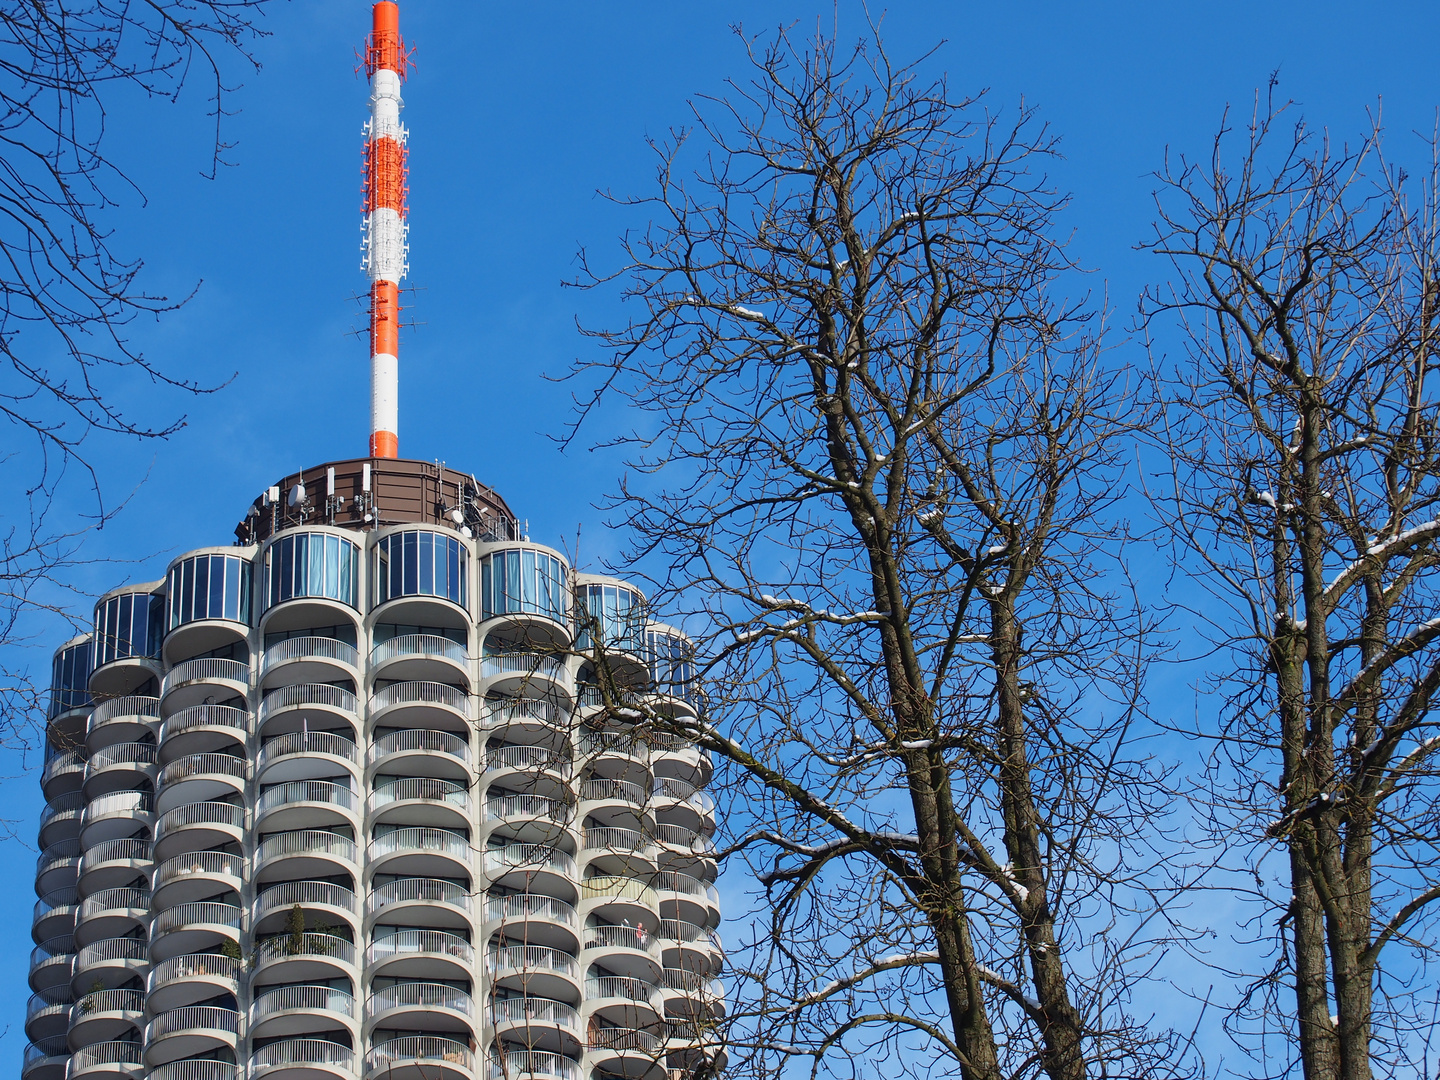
[[362, 1, 409, 459]]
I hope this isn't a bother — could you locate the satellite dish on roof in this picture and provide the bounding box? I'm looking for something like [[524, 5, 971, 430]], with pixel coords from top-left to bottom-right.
[[289, 482, 306, 508]]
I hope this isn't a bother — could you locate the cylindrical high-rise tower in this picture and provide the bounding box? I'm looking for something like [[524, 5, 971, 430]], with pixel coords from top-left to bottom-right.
[[25, 461, 725, 1080]]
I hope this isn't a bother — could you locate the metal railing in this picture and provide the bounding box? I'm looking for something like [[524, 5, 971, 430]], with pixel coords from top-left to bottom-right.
[[369, 1036, 472, 1073], [257, 779, 357, 815], [29, 936, 74, 969], [588, 1026, 662, 1054], [588, 975, 660, 1002], [580, 875, 658, 907], [577, 729, 647, 757], [370, 680, 471, 717], [149, 1061, 240, 1080], [368, 876, 472, 915], [36, 840, 80, 875], [78, 887, 148, 922], [369, 827, 470, 862], [145, 1004, 239, 1039], [484, 793, 569, 823], [257, 682, 358, 723], [483, 697, 566, 729], [22, 1037, 67, 1071], [261, 636, 359, 674], [39, 791, 84, 830], [485, 743, 569, 774], [251, 984, 355, 1022], [369, 981, 474, 1016], [41, 751, 84, 787], [257, 731, 358, 770], [254, 880, 356, 917], [153, 850, 242, 887], [157, 752, 248, 788], [84, 742, 155, 772], [155, 800, 245, 837], [83, 790, 152, 821], [249, 1038, 354, 1074], [654, 775, 716, 814], [659, 918, 723, 950], [481, 652, 565, 682], [67, 1040, 142, 1074], [490, 994, 580, 1029], [482, 842, 574, 877], [255, 830, 357, 865], [372, 633, 467, 668], [89, 695, 160, 728], [371, 776, 468, 810], [486, 1050, 578, 1080], [78, 837, 149, 869], [656, 823, 714, 853], [147, 953, 239, 990], [161, 659, 248, 696], [488, 943, 580, 979], [159, 704, 247, 742], [484, 892, 577, 928], [74, 937, 146, 967], [367, 727, 469, 764], [253, 932, 355, 966], [150, 901, 241, 936], [368, 929, 473, 965], [584, 923, 660, 956], [33, 887, 78, 921], [583, 826, 652, 855], [578, 777, 646, 805]]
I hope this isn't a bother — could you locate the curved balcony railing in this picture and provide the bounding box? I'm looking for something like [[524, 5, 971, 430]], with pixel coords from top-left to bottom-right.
[[78, 837, 149, 870], [481, 652, 566, 683], [369, 827, 471, 862], [486, 1050, 579, 1080], [70, 988, 142, 1020], [369, 1036, 472, 1075], [67, 1040, 143, 1074], [255, 829, 358, 865], [84, 742, 156, 774], [367, 728, 469, 766], [483, 793, 569, 824], [255, 880, 357, 919], [33, 887, 79, 922], [577, 777, 646, 806], [483, 698, 567, 730], [249, 1039, 354, 1075], [484, 743, 570, 775], [26, 992, 70, 1038], [41, 751, 85, 788], [251, 984, 356, 1023], [577, 729, 650, 758], [656, 822, 714, 853], [583, 826, 652, 855], [257, 731, 358, 771], [491, 995, 580, 1029], [37, 840, 80, 877], [159, 704, 248, 743], [482, 843, 575, 878], [580, 875, 659, 907], [151, 901, 242, 936], [28, 937, 73, 979], [147, 953, 240, 991], [654, 776, 716, 814], [89, 695, 160, 729], [22, 1037, 67, 1074], [368, 929, 474, 965], [78, 887, 149, 922], [583, 923, 660, 956], [588, 1026, 662, 1054], [145, 1004, 240, 1040], [257, 779, 358, 816], [153, 850, 242, 889], [371, 776, 469, 810], [39, 791, 85, 833], [258, 683, 358, 725], [368, 876, 472, 915], [484, 893, 578, 929], [150, 1061, 241, 1080], [488, 944, 579, 980], [659, 967, 726, 1002], [369, 980, 474, 1017], [653, 870, 721, 906], [261, 636, 360, 676], [155, 800, 245, 838], [587, 976, 660, 1002], [254, 933, 356, 967], [157, 753, 248, 788], [370, 681, 471, 717], [161, 659, 248, 696], [74, 937, 147, 968], [659, 918, 723, 950], [372, 634, 468, 668], [84, 790, 152, 821]]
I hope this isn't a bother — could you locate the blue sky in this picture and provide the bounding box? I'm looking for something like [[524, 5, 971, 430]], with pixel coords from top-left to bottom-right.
[[6, 0, 1440, 1070]]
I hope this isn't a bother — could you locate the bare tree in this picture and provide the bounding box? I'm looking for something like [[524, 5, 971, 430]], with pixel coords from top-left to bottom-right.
[[0, 0, 272, 731], [566, 25, 1189, 1080], [1145, 95, 1440, 1080]]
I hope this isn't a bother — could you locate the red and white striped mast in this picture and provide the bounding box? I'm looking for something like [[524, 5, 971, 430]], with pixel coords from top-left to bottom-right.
[[362, 1, 407, 460]]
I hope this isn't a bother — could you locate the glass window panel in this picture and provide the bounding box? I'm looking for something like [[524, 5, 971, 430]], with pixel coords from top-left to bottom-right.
[[418, 532, 434, 596], [389, 536, 403, 600], [402, 532, 418, 595], [179, 560, 194, 628], [191, 556, 208, 623], [208, 556, 226, 619], [308, 535, 325, 598], [481, 557, 492, 618]]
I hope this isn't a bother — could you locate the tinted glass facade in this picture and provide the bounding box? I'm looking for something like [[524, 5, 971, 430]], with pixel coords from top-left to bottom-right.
[[168, 552, 251, 630], [92, 592, 164, 667], [646, 628, 696, 701], [576, 582, 646, 653], [263, 532, 360, 611], [48, 639, 92, 719], [373, 530, 468, 608], [479, 548, 567, 623]]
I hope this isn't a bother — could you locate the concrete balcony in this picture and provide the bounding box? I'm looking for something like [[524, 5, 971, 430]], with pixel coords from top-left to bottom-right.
[[142, 1005, 239, 1066], [36, 840, 81, 897], [65, 1039, 143, 1080], [578, 875, 660, 927], [487, 944, 581, 1002], [260, 636, 360, 691], [79, 791, 153, 849], [658, 968, 726, 1019], [155, 752, 247, 815], [584, 975, 665, 1024], [39, 792, 85, 849], [258, 684, 358, 739], [649, 735, 712, 787], [85, 697, 159, 754], [74, 888, 148, 948], [366, 728, 469, 781], [365, 981, 475, 1036], [479, 652, 569, 702], [66, 988, 143, 1051], [32, 889, 79, 949], [254, 880, 359, 936], [24, 988, 72, 1044], [41, 751, 86, 802], [252, 933, 357, 985], [21, 1037, 68, 1080], [580, 922, 663, 983], [148, 901, 242, 962], [75, 839, 150, 896], [370, 777, 471, 831], [486, 1049, 579, 1080], [159, 659, 248, 717], [481, 893, 579, 954], [254, 829, 359, 886], [481, 794, 573, 849], [490, 996, 581, 1055], [371, 634, 469, 688], [249, 1037, 355, 1080], [152, 850, 243, 909], [149, 1060, 241, 1080], [70, 938, 146, 995], [366, 877, 473, 932], [256, 779, 360, 834], [366, 1036, 473, 1080], [654, 824, 716, 881], [250, 984, 358, 1042], [367, 929, 474, 981], [581, 826, 657, 877], [483, 743, 571, 797], [367, 827, 472, 880], [577, 778, 649, 833], [81, 744, 155, 801], [657, 920, 723, 976], [152, 801, 245, 863], [28, 937, 74, 994], [482, 698, 569, 741], [145, 953, 240, 1013], [650, 778, 713, 836], [369, 681, 471, 734], [585, 1027, 666, 1077], [256, 732, 360, 786], [651, 871, 721, 929], [481, 843, 576, 898], [157, 705, 249, 763]]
